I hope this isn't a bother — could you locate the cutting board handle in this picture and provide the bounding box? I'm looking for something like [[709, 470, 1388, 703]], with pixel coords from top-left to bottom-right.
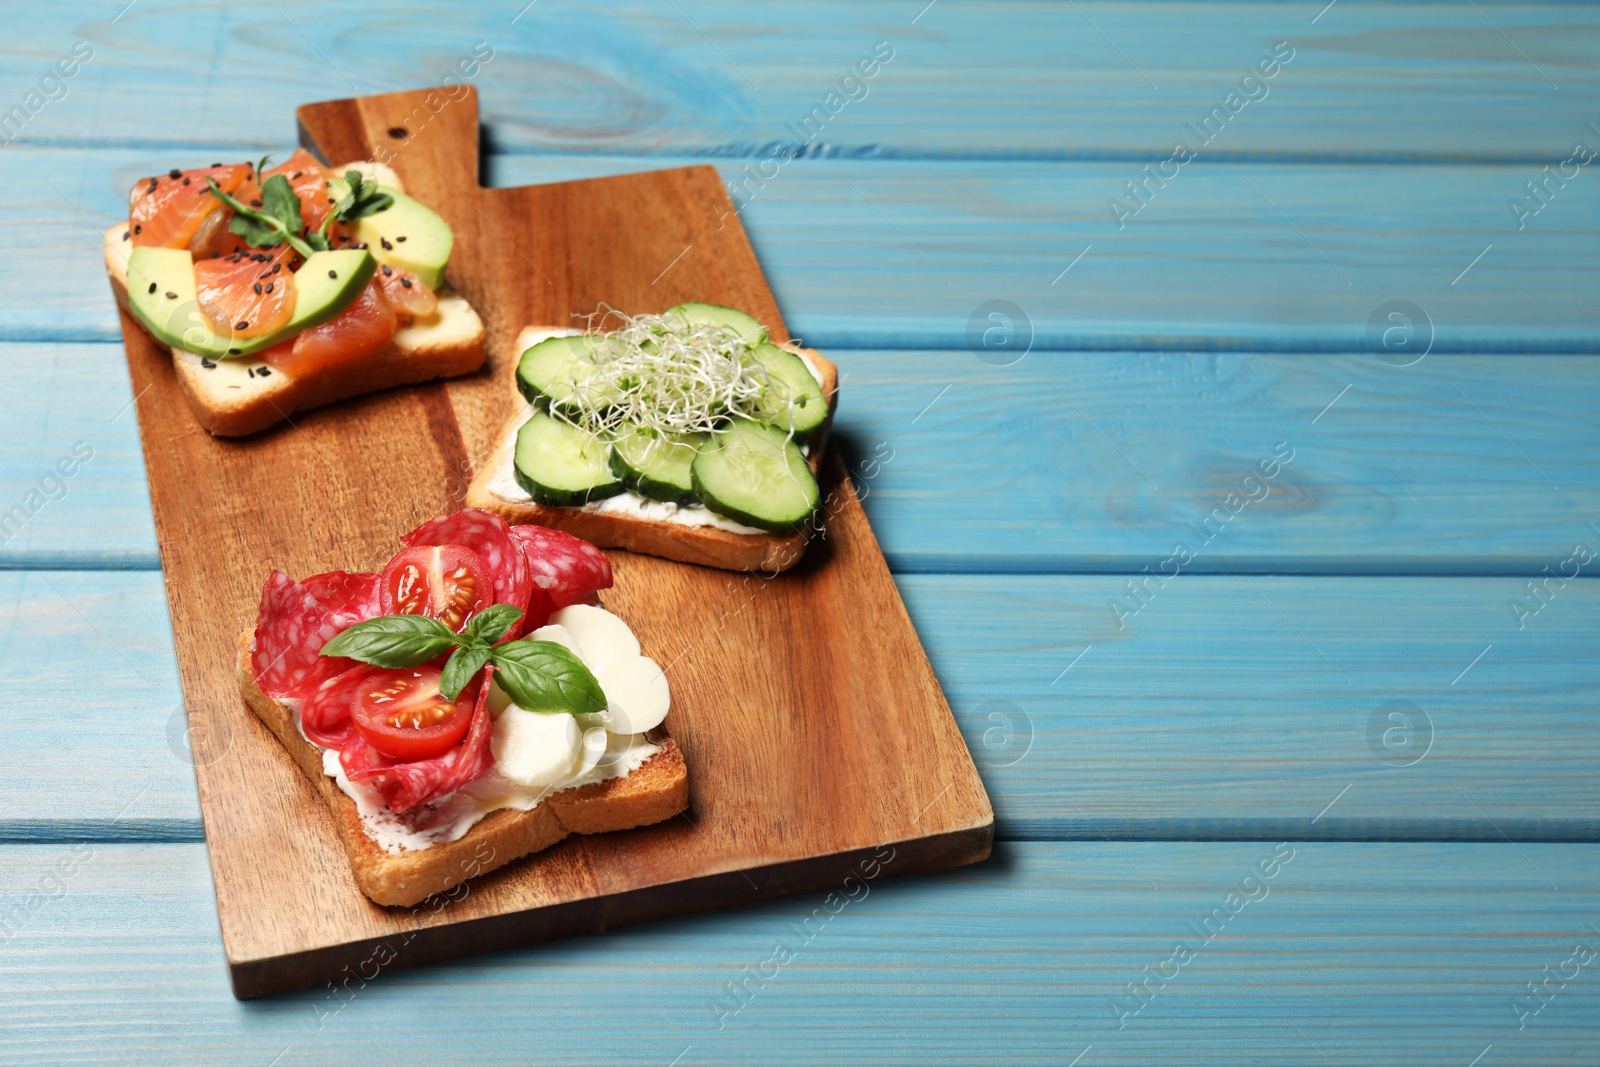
[[297, 85, 482, 206]]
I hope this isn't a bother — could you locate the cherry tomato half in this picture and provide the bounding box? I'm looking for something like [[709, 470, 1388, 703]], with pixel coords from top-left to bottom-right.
[[380, 544, 494, 632], [349, 666, 475, 761]]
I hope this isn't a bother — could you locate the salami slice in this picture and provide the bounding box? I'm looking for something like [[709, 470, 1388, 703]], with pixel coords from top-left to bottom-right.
[[401, 509, 532, 635], [339, 674, 496, 813], [301, 571, 382, 631], [298, 665, 366, 749], [252, 570, 352, 700], [509, 526, 613, 607]]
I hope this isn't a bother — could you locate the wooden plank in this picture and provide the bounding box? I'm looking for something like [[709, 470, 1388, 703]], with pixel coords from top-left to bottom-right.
[[2, 841, 1596, 1064], [16, 148, 1598, 351], [6, 2, 1597, 161], [7, 343, 1598, 575], [110, 87, 987, 996], [8, 572, 1596, 840], [0, 343, 157, 568]]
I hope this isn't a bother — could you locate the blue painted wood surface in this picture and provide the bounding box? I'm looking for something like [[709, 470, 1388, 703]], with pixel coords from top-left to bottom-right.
[[6, 343, 1599, 573], [6, 569, 1597, 839], [14, 148, 1600, 351], [2, 842, 1597, 1066], [3, 0, 1597, 1060], [7, 2, 1598, 161]]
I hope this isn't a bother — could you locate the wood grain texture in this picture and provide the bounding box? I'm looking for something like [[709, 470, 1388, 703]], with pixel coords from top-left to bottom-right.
[[106, 87, 987, 996], [19, 147, 1599, 351], [8, 571, 1597, 840], [6, 2, 1598, 161], [3, 841, 1597, 1065], [7, 343, 1598, 575]]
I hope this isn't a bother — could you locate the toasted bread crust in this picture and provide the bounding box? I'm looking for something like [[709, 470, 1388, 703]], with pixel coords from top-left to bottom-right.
[[104, 225, 486, 437], [235, 630, 689, 908], [465, 339, 838, 573]]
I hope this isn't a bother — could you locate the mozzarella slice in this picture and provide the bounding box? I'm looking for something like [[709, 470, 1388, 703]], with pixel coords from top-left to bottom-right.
[[598, 655, 671, 734], [574, 726, 610, 778], [491, 708, 581, 787], [550, 604, 640, 668], [486, 676, 513, 716], [530, 623, 581, 655]]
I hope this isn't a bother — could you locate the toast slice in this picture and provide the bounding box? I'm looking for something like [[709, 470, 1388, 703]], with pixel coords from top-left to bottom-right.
[[103, 226, 486, 438], [466, 327, 840, 573], [235, 629, 689, 908]]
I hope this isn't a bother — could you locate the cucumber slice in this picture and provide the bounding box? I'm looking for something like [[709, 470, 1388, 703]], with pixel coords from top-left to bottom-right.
[[749, 343, 828, 436], [513, 412, 623, 507], [666, 302, 767, 345], [609, 427, 705, 504], [515, 334, 616, 412], [691, 419, 819, 533]]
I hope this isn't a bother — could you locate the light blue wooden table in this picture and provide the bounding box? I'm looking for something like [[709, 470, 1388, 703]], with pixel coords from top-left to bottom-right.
[[3, 2, 1598, 1063]]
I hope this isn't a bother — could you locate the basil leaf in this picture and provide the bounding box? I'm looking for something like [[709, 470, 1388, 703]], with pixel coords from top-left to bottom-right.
[[463, 603, 524, 645], [488, 640, 606, 715], [320, 614, 459, 667], [439, 643, 492, 701]]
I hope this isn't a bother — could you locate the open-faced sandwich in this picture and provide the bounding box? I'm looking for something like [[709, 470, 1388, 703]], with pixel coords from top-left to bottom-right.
[[466, 304, 839, 573], [237, 508, 687, 907], [103, 149, 485, 437]]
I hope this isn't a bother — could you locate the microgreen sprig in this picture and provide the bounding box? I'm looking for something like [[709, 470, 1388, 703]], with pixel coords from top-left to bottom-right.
[[207, 174, 314, 257], [207, 166, 396, 257], [319, 604, 606, 714]]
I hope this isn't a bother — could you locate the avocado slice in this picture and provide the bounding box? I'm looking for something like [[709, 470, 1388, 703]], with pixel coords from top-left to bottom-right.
[[126, 247, 376, 360], [326, 181, 453, 290]]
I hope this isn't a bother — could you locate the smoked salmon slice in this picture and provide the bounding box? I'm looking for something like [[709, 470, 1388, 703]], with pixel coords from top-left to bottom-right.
[[261, 280, 395, 378], [130, 162, 250, 250], [194, 245, 299, 338]]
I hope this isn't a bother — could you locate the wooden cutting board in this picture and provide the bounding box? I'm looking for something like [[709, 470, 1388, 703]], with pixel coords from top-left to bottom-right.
[[115, 86, 992, 998]]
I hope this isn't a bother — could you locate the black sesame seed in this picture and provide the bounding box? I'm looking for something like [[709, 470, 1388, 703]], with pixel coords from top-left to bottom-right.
[[202, 358, 218, 368], [388, 126, 408, 139], [235, 320, 249, 329], [258, 366, 271, 376], [226, 347, 240, 355], [165, 291, 177, 299], [381, 265, 392, 276], [182, 176, 190, 185], [250, 198, 262, 207], [291, 171, 302, 179], [146, 177, 157, 192], [380, 237, 392, 250], [122, 230, 130, 241], [400, 277, 413, 288], [134, 224, 142, 235], [169, 168, 181, 179], [211, 162, 222, 168], [328, 270, 338, 279], [148, 282, 157, 294], [253, 283, 262, 294], [247, 367, 255, 378], [395, 235, 406, 242], [265, 283, 274, 293]]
